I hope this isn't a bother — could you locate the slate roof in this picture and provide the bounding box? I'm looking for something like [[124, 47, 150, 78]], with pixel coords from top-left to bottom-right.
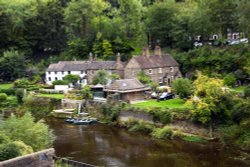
[[46, 61, 119, 72], [104, 78, 150, 93], [134, 54, 179, 69]]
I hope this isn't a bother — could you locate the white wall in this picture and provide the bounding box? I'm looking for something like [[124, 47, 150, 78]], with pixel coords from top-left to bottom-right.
[[45, 71, 87, 85]]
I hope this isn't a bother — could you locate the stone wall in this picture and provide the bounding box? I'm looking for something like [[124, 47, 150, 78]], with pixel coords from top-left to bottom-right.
[[119, 110, 154, 123], [0, 148, 55, 167]]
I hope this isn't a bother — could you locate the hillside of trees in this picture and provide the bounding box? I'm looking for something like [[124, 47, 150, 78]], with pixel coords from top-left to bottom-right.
[[0, 0, 249, 82]]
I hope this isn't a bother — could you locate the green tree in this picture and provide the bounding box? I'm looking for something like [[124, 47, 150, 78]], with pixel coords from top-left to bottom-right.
[[192, 73, 233, 137], [81, 85, 92, 99], [0, 50, 26, 81], [172, 78, 193, 99], [102, 39, 114, 60], [0, 113, 54, 151], [146, 0, 178, 47], [92, 70, 108, 85], [63, 74, 80, 85]]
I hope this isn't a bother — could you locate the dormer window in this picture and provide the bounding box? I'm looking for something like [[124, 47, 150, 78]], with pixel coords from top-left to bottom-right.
[[148, 69, 153, 74], [55, 71, 57, 74], [170, 67, 174, 72], [48, 72, 51, 75], [68, 71, 71, 74], [81, 71, 84, 74], [62, 71, 64, 75], [159, 68, 162, 73]]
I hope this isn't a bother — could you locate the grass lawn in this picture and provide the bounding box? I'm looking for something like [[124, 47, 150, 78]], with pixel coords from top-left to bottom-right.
[[0, 83, 13, 89], [231, 86, 246, 93], [36, 93, 64, 99], [132, 99, 192, 109]]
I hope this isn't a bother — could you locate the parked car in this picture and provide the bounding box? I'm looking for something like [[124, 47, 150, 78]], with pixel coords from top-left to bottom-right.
[[151, 92, 158, 99], [228, 38, 248, 45], [157, 92, 175, 100], [193, 41, 203, 47]]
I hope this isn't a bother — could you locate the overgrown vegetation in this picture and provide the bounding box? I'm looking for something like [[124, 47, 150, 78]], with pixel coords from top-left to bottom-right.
[[0, 113, 54, 161]]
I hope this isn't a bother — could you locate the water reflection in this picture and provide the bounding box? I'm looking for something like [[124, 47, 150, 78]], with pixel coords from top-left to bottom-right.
[[46, 118, 249, 167]]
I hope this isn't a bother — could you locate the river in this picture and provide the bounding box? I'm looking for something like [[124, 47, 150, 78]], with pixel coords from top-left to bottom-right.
[[46, 118, 250, 167]]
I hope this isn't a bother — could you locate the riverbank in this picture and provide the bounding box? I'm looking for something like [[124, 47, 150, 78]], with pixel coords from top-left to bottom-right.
[[46, 117, 250, 167]]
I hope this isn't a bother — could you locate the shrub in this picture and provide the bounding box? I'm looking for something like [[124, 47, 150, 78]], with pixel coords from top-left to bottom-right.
[[172, 78, 194, 99], [245, 85, 250, 98], [0, 93, 7, 101], [0, 88, 15, 95], [0, 142, 21, 161], [14, 79, 31, 88], [150, 108, 172, 124], [0, 132, 10, 144], [223, 74, 236, 87], [52, 80, 69, 85], [127, 120, 154, 134], [15, 88, 25, 104], [151, 126, 173, 140]]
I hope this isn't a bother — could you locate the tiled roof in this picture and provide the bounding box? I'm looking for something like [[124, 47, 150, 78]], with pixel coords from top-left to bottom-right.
[[46, 60, 120, 72], [134, 54, 179, 69], [104, 78, 150, 93]]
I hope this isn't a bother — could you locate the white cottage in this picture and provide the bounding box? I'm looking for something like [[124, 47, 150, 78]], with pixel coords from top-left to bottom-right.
[[45, 53, 125, 85]]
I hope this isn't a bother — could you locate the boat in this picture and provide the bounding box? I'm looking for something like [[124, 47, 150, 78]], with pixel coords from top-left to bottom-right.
[[73, 119, 97, 125], [65, 118, 78, 123]]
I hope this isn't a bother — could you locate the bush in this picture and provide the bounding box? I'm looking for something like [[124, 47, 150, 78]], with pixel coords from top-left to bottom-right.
[[125, 120, 154, 134], [223, 74, 236, 87], [149, 108, 172, 124], [151, 126, 173, 140], [245, 85, 250, 98], [0, 88, 15, 95], [0, 142, 21, 161], [14, 79, 31, 88], [15, 88, 25, 104], [172, 78, 194, 99], [0, 93, 7, 101], [52, 80, 69, 85]]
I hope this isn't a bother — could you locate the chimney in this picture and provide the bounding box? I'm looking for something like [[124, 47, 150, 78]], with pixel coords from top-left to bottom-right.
[[142, 46, 150, 57], [89, 52, 93, 62], [116, 52, 121, 64], [154, 45, 161, 56]]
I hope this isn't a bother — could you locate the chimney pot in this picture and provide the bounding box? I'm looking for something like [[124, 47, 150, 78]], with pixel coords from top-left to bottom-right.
[[154, 45, 161, 56]]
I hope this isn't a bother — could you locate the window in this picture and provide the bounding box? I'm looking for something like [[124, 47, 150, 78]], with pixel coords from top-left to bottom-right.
[[148, 69, 153, 74], [48, 72, 51, 75], [48, 77, 51, 81], [92, 70, 94, 74], [68, 71, 71, 74], [62, 71, 64, 75], [170, 67, 174, 72], [159, 78, 163, 83], [159, 68, 162, 73], [81, 71, 84, 74], [213, 35, 218, 40], [55, 77, 58, 80], [55, 71, 57, 74]]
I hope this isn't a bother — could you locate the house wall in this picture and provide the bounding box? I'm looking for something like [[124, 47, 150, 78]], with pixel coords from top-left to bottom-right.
[[123, 91, 146, 103], [86, 69, 114, 84], [124, 58, 181, 85], [46, 71, 87, 85]]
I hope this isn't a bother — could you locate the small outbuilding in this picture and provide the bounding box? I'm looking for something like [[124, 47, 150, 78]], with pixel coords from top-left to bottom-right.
[[104, 78, 150, 103]]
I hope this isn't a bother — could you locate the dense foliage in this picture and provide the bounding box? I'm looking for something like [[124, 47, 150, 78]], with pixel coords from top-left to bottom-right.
[[0, 113, 54, 161]]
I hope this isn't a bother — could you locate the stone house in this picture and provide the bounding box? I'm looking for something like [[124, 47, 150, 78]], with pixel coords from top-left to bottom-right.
[[104, 78, 150, 103], [45, 53, 125, 85], [124, 46, 182, 85]]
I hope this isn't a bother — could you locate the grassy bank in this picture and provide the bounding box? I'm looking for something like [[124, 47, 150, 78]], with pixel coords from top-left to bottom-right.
[[132, 99, 192, 109], [0, 83, 13, 89], [35, 93, 64, 99]]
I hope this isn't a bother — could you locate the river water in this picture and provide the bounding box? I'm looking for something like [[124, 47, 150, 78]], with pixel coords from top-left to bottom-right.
[[46, 118, 250, 167]]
